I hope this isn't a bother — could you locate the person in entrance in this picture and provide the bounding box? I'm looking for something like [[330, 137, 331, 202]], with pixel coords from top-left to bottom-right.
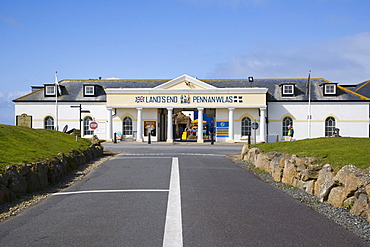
[[178, 126, 184, 140], [287, 125, 294, 141]]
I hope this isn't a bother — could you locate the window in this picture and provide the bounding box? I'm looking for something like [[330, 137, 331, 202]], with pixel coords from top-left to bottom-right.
[[45, 85, 56, 96], [84, 85, 95, 96], [282, 84, 295, 96], [324, 84, 336, 95], [44, 116, 54, 130], [123, 116, 133, 135], [282, 116, 293, 136], [241, 117, 251, 136], [325, 117, 336, 137], [83, 116, 94, 136]]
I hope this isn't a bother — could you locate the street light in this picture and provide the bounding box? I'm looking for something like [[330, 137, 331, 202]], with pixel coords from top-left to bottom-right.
[[70, 104, 90, 136]]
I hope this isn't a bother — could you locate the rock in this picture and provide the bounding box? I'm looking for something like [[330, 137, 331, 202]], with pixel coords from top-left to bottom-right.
[[282, 158, 297, 185], [354, 187, 366, 198], [271, 164, 283, 182], [314, 164, 335, 202], [294, 180, 315, 194], [0, 144, 104, 205], [244, 148, 260, 163], [365, 184, 370, 196], [328, 186, 347, 207], [278, 154, 291, 168], [35, 163, 49, 190], [255, 153, 270, 171], [0, 184, 14, 203], [296, 163, 306, 172], [0, 173, 10, 186], [343, 196, 357, 207], [335, 165, 370, 188], [304, 180, 315, 194], [270, 156, 283, 182], [91, 135, 100, 146], [24, 170, 41, 193], [333, 165, 370, 203], [18, 164, 30, 176], [6, 166, 27, 197], [240, 144, 249, 160], [350, 193, 369, 218], [299, 164, 324, 182]]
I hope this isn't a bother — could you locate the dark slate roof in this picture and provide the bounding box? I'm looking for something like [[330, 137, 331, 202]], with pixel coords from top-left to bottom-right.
[[350, 80, 370, 99], [13, 78, 369, 103]]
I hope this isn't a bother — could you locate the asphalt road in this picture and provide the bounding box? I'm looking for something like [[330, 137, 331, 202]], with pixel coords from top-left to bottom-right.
[[0, 142, 368, 246]]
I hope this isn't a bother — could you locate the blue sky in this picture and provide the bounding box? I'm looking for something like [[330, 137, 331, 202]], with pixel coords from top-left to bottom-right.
[[1, 0, 370, 125]]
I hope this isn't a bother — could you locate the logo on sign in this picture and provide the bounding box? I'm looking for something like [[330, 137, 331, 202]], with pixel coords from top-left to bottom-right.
[[180, 95, 191, 104], [135, 96, 145, 103]]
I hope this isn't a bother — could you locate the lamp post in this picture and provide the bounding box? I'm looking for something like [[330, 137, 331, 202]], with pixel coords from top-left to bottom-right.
[[70, 104, 90, 136]]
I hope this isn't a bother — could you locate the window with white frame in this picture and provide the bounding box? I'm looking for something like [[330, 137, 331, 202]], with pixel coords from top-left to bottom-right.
[[282, 84, 294, 96], [241, 117, 251, 136], [324, 84, 336, 95], [83, 116, 94, 136], [45, 85, 56, 96], [44, 116, 54, 130], [84, 85, 95, 96], [123, 116, 133, 135]]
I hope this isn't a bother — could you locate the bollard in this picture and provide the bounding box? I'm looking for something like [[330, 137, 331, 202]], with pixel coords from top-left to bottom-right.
[[114, 132, 117, 143], [148, 132, 151, 144]]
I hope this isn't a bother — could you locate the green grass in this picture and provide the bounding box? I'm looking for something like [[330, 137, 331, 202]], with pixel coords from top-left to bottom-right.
[[250, 137, 370, 170], [0, 124, 91, 173]]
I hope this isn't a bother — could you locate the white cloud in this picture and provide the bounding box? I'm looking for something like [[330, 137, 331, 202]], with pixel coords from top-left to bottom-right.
[[0, 91, 29, 103], [209, 33, 370, 84], [0, 91, 29, 125]]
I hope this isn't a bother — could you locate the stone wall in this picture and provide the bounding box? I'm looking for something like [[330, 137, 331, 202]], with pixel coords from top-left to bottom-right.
[[0, 140, 104, 204], [241, 144, 370, 222]]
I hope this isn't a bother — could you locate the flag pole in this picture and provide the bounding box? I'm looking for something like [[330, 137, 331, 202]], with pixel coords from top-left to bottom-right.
[[307, 70, 312, 138], [55, 71, 59, 131]]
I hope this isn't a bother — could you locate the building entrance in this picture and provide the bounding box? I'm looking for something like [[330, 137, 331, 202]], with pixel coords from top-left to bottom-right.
[[157, 108, 215, 142]]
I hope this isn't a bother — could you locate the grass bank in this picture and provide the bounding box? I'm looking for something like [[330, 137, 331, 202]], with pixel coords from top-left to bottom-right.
[[250, 137, 370, 170], [0, 124, 91, 173]]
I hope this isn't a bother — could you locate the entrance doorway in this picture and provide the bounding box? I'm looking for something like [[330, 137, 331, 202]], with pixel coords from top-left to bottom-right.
[[158, 108, 216, 141], [157, 108, 215, 142]]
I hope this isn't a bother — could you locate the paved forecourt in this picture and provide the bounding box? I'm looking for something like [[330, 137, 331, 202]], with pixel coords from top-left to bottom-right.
[[0, 143, 368, 246]]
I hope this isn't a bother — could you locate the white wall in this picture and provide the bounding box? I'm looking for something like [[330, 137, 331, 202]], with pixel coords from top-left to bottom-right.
[[15, 101, 369, 142], [15, 102, 109, 139], [268, 102, 369, 140]]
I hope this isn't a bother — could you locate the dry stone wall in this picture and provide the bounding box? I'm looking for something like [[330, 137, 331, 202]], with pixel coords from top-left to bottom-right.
[[241, 144, 370, 222], [0, 141, 104, 204]]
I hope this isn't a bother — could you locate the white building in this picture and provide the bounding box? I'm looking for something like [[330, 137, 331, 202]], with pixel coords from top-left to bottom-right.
[[13, 74, 370, 143]]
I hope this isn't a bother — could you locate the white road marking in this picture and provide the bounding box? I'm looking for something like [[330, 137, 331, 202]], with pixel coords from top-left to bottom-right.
[[53, 156, 184, 246], [54, 189, 169, 196], [163, 157, 183, 247], [118, 153, 224, 157]]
